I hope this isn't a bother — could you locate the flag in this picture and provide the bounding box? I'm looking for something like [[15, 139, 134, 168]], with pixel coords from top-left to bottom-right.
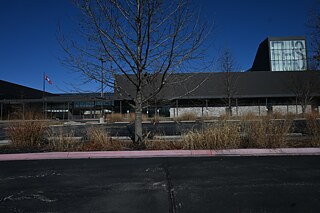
[[45, 74, 52, 84]]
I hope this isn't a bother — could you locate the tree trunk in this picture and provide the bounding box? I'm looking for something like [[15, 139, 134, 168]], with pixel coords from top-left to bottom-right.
[[134, 90, 145, 149], [227, 96, 232, 116], [301, 102, 307, 114]]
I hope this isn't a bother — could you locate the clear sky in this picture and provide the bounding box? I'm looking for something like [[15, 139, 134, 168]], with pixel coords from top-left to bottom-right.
[[0, 0, 318, 93]]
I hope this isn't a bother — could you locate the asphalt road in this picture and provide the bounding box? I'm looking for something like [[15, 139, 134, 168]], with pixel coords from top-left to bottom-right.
[[1, 156, 320, 212]]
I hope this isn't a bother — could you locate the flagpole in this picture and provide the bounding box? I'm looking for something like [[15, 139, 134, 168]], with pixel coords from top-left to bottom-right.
[[43, 72, 45, 95], [43, 72, 45, 119]]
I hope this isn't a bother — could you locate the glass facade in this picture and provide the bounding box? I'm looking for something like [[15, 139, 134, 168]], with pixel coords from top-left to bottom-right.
[[74, 101, 113, 108], [269, 40, 307, 71], [74, 101, 94, 108]]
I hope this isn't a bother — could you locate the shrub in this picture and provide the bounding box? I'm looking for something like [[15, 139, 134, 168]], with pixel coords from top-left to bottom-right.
[[112, 113, 149, 123], [6, 121, 48, 150], [82, 127, 124, 151], [7, 107, 45, 120], [145, 140, 183, 150], [46, 129, 79, 152], [182, 121, 241, 150], [269, 111, 285, 119], [145, 134, 183, 150], [240, 112, 259, 121], [106, 113, 124, 123], [175, 112, 197, 121], [218, 113, 231, 121], [306, 115, 320, 147], [242, 118, 292, 148]]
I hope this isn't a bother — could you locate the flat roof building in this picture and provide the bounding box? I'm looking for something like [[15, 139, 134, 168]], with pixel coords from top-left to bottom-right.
[[0, 80, 113, 120], [1, 36, 319, 119]]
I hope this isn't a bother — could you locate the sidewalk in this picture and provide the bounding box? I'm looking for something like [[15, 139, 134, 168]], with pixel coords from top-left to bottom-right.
[[1, 148, 320, 161]]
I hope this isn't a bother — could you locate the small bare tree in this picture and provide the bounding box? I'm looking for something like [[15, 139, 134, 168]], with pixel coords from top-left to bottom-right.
[[287, 72, 319, 114], [217, 49, 239, 116], [59, 0, 209, 148]]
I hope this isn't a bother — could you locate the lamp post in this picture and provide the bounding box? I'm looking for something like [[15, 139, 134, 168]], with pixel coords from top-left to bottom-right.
[[99, 57, 106, 123]]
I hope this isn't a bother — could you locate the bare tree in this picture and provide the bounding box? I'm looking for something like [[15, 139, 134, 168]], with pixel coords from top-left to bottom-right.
[[59, 0, 209, 148], [217, 49, 239, 116], [287, 72, 319, 114]]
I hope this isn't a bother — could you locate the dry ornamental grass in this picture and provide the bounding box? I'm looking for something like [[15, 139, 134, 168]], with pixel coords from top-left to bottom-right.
[[106, 113, 124, 123], [175, 112, 198, 121], [82, 127, 125, 151], [46, 128, 79, 152], [241, 117, 292, 148], [3, 113, 320, 153], [6, 121, 48, 150], [182, 122, 241, 150], [306, 114, 320, 147]]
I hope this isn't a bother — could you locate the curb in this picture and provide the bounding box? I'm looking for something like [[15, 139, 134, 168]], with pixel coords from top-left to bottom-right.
[[0, 148, 320, 161]]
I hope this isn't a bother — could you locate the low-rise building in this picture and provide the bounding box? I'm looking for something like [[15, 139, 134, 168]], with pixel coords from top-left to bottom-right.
[[1, 37, 319, 119]]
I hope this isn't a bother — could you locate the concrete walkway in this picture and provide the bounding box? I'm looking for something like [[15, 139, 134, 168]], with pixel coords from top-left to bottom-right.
[[1, 148, 320, 161]]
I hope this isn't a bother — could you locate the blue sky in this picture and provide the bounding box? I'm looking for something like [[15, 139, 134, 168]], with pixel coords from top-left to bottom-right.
[[0, 0, 318, 93]]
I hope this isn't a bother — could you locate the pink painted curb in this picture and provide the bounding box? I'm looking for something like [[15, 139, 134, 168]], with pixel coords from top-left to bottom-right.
[[0, 148, 320, 161]]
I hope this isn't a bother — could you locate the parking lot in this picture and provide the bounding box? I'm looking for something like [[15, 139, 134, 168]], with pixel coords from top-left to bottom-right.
[[1, 155, 320, 212]]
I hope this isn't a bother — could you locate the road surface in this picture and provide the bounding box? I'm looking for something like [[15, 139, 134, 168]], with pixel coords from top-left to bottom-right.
[[1, 156, 320, 212]]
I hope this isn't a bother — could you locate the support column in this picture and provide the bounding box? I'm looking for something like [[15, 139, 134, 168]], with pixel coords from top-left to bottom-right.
[[236, 99, 238, 116], [205, 99, 208, 117], [22, 103, 25, 120], [265, 97, 267, 108], [266, 97, 271, 115], [62, 103, 65, 121], [201, 106, 204, 118], [45, 102, 48, 119], [67, 102, 70, 120], [93, 101, 96, 119], [51, 104, 53, 119], [176, 100, 179, 117]]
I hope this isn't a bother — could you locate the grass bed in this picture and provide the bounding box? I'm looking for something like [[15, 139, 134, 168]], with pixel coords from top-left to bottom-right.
[[1, 113, 320, 153]]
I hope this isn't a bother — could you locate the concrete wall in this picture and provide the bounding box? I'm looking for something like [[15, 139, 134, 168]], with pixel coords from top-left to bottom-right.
[[170, 104, 314, 118], [236, 106, 268, 116], [170, 107, 225, 118], [273, 105, 312, 114]]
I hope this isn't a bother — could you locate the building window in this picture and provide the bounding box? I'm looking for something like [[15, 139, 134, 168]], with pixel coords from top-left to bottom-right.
[[95, 101, 113, 106], [74, 101, 94, 108]]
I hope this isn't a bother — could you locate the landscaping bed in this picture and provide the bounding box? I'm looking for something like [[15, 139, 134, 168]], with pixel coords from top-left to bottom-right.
[[1, 114, 320, 154]]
